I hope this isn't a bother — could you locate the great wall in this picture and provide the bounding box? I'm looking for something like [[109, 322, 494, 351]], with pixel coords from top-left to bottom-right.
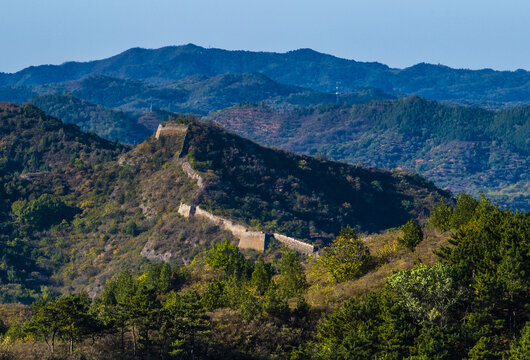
[[155, 122, 315, 255], [155, 123, 188, 139], [178, 203, 314, 255]]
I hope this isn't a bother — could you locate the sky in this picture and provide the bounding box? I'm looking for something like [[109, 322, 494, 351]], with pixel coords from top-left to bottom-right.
[[1, 0, 529, 73]]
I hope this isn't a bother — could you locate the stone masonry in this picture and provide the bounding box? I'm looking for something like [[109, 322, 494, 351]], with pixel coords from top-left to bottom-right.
[[178, 203, 314, 254], [181, 162, 205, 188], [273, 233, 315, 255], [159, 126, 314, 255], [155, 123, 188, 139]]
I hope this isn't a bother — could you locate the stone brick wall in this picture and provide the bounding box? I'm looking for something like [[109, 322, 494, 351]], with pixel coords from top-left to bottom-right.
[[193, 206, 267, 252], [181, 162, 205, 188], [273, 233, 314, 255], [178, 203, 313, 254], [155, 124, 188, 139]]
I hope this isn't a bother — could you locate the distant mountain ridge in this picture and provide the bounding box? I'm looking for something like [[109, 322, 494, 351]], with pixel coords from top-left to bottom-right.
[[10, 72, 393, 115], [1, 44, 528, 105]]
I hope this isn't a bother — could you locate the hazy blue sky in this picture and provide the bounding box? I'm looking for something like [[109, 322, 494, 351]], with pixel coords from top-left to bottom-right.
[[1, 0, 529, 73]]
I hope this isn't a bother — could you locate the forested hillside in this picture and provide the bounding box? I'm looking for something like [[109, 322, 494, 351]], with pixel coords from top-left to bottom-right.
[[0, 103, 527, 360], [0, 44, 528, 106], [206, 97, 530, 210], [0, 103, 447, 303], [30, 93, 152, 144], [181, 121, 448, 242], [0, 103, 126, 302], [0, 72, 394, 117]]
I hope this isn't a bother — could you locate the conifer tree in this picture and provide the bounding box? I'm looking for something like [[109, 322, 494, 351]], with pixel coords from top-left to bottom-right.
[[251, 256, 272, 295], [278, 247, 307, 297], [399, 219, 423, 250], [428, 198, 453, 231]]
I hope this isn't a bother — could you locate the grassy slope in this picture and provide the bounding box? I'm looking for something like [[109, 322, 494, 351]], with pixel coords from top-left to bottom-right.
[[306, 227, 451, 311]]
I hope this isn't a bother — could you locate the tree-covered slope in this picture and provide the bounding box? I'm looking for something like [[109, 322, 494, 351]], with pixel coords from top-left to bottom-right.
[[0, 103, 127, 301], [29, 93, 152, 144], [1, 73, 394, 116], [181, 121, 449, 243], [0, 44, 528, 105], [0, 102, 125, 171], [0, 104, 449, 302], [205, 97, 530, 210]]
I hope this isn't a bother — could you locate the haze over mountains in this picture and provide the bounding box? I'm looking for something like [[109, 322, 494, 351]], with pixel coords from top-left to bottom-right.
[[1, 43, 528, 107], [2, 72, 394, 116]]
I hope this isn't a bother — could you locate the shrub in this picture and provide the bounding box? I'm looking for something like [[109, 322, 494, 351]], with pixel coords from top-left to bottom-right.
[[11, 193, 76, 229], [321, 227, 371, 282], [398, 219, 423, 251], [124, 220, 138, 236]]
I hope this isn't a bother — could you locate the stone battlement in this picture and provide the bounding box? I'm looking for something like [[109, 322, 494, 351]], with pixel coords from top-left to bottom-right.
[[155, 123, 188, 139], [178, 203, 314, 254]]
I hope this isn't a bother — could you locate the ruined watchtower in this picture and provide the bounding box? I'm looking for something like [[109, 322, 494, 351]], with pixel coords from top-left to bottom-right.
[[155, 123, 188, 139]]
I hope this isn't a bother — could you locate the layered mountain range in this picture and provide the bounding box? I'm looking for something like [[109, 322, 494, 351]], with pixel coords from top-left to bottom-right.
[[1, 44, 528, 106], [0, 44, 527, 212]]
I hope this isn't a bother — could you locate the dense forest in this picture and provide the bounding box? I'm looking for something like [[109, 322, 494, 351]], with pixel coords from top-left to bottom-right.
[[206, 98, 530, 210]]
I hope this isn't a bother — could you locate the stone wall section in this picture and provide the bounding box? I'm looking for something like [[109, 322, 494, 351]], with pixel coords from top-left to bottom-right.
[[181, 162, 205, 188], [155, 123, 188, 139], [193, 206, 267, 252], [273, 233, 315, 255], [178, 203, 313, 254]]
